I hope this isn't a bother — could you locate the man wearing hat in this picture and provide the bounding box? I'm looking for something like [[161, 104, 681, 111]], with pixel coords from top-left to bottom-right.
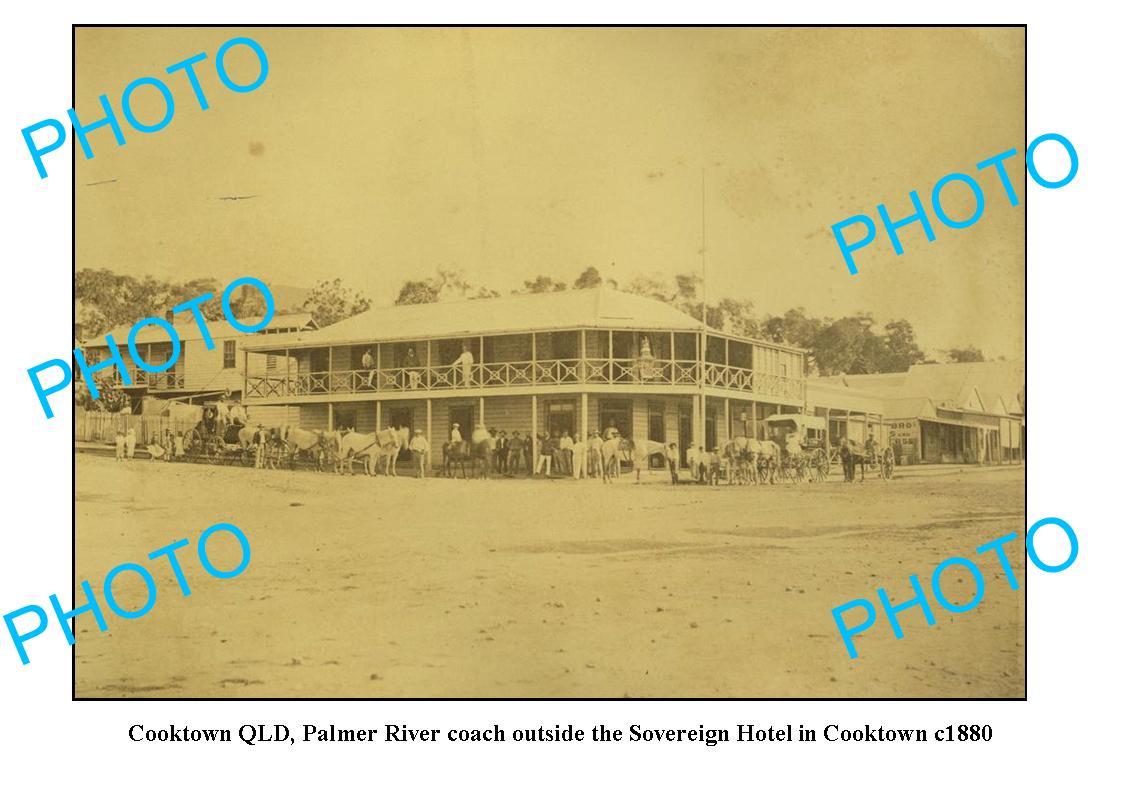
[[450, 422, 463, 445], [508, 431, 524, 476], [494, 429, 509, 474], [588, 430, 604, 479], [253, 423, 267, 469], [409, 429, 430, 478]]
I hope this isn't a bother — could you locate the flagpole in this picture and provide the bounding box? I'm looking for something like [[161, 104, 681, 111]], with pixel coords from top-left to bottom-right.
[[699, 168, 707, 452]]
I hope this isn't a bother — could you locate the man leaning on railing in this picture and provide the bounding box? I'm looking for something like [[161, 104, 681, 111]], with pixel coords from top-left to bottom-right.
[[454, 343, 474, 387]]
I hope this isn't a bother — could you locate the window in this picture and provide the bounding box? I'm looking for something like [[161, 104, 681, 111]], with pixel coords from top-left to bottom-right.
[[223, 340, 237, 369], [545, 400, 576, 436], [266, 354, 277, 372]]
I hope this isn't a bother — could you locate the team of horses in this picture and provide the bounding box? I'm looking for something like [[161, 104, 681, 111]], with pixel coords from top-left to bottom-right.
[[185, 420, 843, 485]]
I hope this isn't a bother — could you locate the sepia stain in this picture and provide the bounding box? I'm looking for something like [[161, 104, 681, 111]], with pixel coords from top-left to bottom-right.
[[249, 141, 265, 156]]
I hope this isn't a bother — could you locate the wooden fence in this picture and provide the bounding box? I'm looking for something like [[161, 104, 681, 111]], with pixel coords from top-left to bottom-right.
[[75, 411, 200, 445]]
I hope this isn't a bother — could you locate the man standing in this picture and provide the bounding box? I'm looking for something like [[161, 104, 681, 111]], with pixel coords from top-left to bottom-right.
[[494, 430, 509, 473], [559, 430, 574, 475], [454, 343, 474, 386], [405, 346, 420, 389], [115, 429, 126, 462], [410, 430, 430, 477], [362, 348, 375, 388], [667, 442, 680, 484], [572, 433, 587, 479], [125, 426, 137, 459], [254, 424, 267, 469], [536, 433, 553, 476], [588, 430, 603, 479], [508, 431, 523, 476]]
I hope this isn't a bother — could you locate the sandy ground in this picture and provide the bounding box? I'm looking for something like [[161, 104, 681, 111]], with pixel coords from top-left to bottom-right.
[[74, 455, 1025, 698]]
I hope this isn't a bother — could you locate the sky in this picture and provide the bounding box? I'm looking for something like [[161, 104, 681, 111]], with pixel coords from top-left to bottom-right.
[[75, 26, 1025, 359]]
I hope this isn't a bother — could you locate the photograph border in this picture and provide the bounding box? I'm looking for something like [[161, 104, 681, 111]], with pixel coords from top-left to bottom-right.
[[70, 21, 1029, 703]]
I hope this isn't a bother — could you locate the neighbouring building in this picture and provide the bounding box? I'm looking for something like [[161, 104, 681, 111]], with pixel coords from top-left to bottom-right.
[[79, 311, 318, 411], [240, 287, 808, 467], [819, 361, 1025, 465]]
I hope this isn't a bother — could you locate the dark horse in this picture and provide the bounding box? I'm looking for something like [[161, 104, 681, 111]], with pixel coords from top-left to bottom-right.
[[840, 443, 870, 482], [442, 434, 495, 479]]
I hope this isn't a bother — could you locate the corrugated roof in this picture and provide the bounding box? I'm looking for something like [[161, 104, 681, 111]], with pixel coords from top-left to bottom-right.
[[882, 396, 938, 419], [838, 361, 1024, 418], [84, 311, 316, 347], [240, 287, 797, 352], [906, 361, 1024, 415], [806, 379, 887, 413]]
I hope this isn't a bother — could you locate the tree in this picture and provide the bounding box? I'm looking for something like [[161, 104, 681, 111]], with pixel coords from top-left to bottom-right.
[[227, 285, 269, 320], [74, 371, 129, 413], [394, 268, 496, 305], [947, 346, 986, 363], [302, 278, 371, 327], [395, 279, 441, 305], [572, 267, 602, 290], [75, 268, 225, 340], [812, 316, 875, 375], [879, 319, 926, 372], [521, 275, 567, 293], [716, 298, 759, 338]]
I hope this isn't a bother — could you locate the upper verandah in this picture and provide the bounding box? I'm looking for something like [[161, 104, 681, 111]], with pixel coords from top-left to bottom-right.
[[239, 286, 805, 355]]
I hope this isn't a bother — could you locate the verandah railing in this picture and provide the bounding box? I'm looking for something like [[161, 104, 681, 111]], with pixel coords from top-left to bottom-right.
[[245, 358, 803, 401], [105, 369, 185, 390]]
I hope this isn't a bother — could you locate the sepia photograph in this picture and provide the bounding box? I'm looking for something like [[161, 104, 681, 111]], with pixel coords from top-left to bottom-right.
[[72, 26, 1026, 698]]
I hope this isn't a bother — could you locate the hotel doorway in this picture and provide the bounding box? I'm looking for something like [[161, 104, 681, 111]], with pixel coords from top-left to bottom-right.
[[599, 399, 632, 439], [449, 405, 474, 445]]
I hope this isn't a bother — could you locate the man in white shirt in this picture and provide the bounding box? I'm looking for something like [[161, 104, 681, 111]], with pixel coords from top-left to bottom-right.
[[453, 343, 474, 386], [409, 430, 430, 477], [559, 430, 574, 475], [572, 434, 587, 479]]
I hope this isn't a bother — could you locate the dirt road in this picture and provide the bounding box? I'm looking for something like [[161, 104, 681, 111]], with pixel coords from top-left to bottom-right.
[[74, 456, 1025, 698]]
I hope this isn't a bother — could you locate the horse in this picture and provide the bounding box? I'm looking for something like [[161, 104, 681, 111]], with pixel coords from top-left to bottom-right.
[[330, 428, 402, 476], [373, 427, 404, 476], [747, 439, 781, 484], [468, 428, 495, 478], [721, 436, 757, 485], [442, 430, 494, 479], [442, 440, 470, 478], [685, 445, 722, 485], [618, 438, 667, 483], [840, 440, 871, 482], [600, 435, 629, 482], [279, 425, 330, 470], [331, 430, 376, 475]]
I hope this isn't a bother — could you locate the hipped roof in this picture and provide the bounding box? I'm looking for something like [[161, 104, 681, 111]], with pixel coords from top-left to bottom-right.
[[241, 287, 802, 353]]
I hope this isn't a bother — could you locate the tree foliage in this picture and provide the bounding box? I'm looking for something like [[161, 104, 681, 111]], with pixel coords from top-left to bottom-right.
[[75, 269, 226, 340], [947, 346, 986, 363], [302, 278, 372, 327], [394, 268, 498, 305], [74, 371, 129, 413]]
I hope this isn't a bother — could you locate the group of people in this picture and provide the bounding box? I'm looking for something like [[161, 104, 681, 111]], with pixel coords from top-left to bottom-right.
[[359, 343, 477, 390], [114, 427, 137, 461], [449, 425, 622, 480]]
